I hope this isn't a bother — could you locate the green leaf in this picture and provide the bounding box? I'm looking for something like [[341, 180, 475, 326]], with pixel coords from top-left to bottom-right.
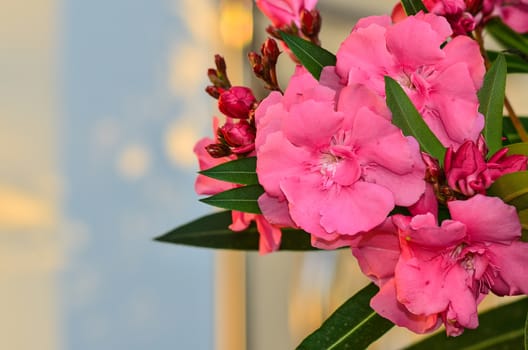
[[479, 54, 507, 155], [488, 171, 528, 211], [200, 184, 264, 214], [524, 313, 528, 350], [400, 0, 427, 15], [505, 142, 528, 157], [199, 157, 258, 185], [486, 18, 528, 56], [280, 32, 336, 80], [297, 283, 393, 350], [385, 76, 446, 165], [524, 310, 528, 350], [154, 210, 319, 251], [487, 51, 528, 74], [503, 116, 528, 145], [405, 298, 528, 350]]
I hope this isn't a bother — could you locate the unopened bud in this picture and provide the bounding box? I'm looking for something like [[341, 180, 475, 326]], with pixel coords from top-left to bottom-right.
[[220, 120, 256, 154], [300, 9, 321, 37], [261, 38, 280, 65], [205, 85, 222, 99], [205, 143, 232, 158], [215, 54, 227, 76], [218, 86, 256, 119]]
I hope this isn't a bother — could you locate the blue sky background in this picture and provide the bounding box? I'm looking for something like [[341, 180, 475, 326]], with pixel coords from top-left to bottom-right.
[[61, 1, 214, 348]]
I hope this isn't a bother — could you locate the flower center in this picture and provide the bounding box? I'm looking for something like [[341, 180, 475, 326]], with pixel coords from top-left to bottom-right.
[[317, 132, 361, 189]]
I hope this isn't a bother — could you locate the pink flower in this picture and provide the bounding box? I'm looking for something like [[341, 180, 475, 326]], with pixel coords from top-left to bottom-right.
[[483, 0, 528, 33], [255, 0, 318, 28], [445, 138, 528, 196], [255, 67, 425, 244], [353, 195, 528, 336], [194, 118, 281, 254], [218, 86, 256, 119], [336, 13, 485, 149]]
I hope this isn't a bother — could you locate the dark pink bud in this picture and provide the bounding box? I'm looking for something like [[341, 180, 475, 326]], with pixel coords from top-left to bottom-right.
[[445, 140, 490, 196], [300, 9, 321, 38], [219, 120, 256, 154], [205, 85, 222, 99], [261, 38, 280, 65], [218, 86, 256, 119], [487, 147, 528, 181], [205, 143, 232, 158]]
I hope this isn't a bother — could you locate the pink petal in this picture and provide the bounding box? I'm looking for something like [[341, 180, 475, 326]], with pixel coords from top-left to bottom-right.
[[440, 35, 485, 90], [371, 279, 441, 334], [283, 66, 337, 108], [448, 195, 521, 244], [386, 14, 448, 70], [255, 215, 282, 254], [336, 21, 395, 89], [337, 84, 391, 122], [258, 193, 296, 227], [256, 131, 310, 197], [229, 211, 255, 231], [318, 181, 395, 235], [284, 100, 344, 149], [352, 219, 400, 286], [489, 241, 528, 295]]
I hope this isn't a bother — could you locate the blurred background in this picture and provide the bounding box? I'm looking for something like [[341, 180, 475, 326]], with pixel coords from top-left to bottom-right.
[[2, 0, 527, 349]]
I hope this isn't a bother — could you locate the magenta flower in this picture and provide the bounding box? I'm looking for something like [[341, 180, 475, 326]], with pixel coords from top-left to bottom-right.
[[194, 118, 281, 254], [255, 67, 425, 244], [353, 195, 528, 336], [255, 0, 317, 28], [445, 138, 528, 196], [219, 119, 256, 155], [483, 0, 528, 33], [336, 13, 485, 149]]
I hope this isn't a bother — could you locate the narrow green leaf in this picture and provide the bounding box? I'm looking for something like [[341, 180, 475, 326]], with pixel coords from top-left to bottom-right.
[[400, 0, 427, 15], [385, 76, 446, 165], [487, 18, 528, 56], [405, 298, 528, 350], [488, 171, 528, 211], [505, 142, 528, 157], [199, 157, 258, 185], [154, 210, 318, 251], [200, 184, 264, 213], [487, 51, 528, 74], [479, 54, 507, 155], [524, 310, 528, 350], [280, 32, 336, 79], [297, 283, 393, 350], [503, 116, 528, 145]]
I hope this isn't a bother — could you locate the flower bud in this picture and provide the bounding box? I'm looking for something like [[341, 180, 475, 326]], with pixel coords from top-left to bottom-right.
[[261, 38, 280, 65], [218, 86, 257, 119], [205, 85, 222, 99], [219, 120, 256, 154], [205, 143, 232, 158], [300, 9, 321, 39]]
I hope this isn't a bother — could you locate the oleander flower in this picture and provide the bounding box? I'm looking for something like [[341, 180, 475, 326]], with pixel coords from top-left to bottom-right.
[[483, 0, 528, 33], [255, 67, 425, 244], [194, 118, 281, 254], [255, 0, 318, 28], [336, 13, 485, 149], [353, 195, 528, 336]]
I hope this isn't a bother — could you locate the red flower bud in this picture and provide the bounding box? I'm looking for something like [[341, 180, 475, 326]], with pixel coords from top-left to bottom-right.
[[219, 120, 256, 154], [261, 38, 280, 65], [218, 86, 256, 119], [205, 143, 232, 158]]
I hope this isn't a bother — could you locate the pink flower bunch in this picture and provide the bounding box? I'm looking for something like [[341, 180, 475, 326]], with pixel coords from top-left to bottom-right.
[[353, 195, 528, 336], [255, 0, 317, 28], [255, 66, 426, 247], [483, 0, 528, 33], [336, 13, 485, 149]]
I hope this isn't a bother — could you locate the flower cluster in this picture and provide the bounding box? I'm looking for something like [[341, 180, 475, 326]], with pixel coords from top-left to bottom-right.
[[190, 0, 528, 338]]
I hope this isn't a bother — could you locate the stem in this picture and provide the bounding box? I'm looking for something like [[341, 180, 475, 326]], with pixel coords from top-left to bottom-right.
[[475, 27, 528, 142]]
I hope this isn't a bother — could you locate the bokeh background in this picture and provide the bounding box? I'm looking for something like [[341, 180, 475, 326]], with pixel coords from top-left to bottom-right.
[[2, 0, 528, 349]]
